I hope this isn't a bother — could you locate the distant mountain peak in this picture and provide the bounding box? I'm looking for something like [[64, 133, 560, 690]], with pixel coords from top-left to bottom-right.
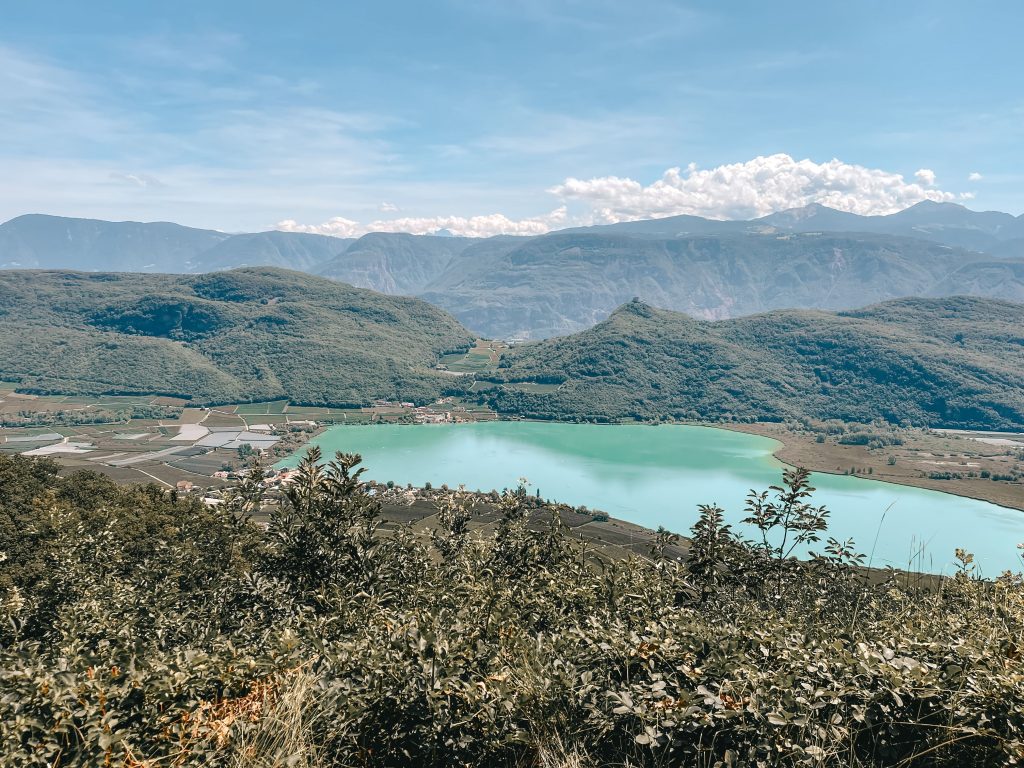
[[901, 199, 967, 212], [768, 202, 831, 221]]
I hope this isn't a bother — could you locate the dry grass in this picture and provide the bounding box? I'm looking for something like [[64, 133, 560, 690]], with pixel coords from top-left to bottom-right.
[[222, 670, 327, 768]]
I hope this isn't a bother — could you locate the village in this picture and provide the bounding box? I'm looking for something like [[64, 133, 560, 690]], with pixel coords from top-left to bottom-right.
[[0, 382, 498, 492]]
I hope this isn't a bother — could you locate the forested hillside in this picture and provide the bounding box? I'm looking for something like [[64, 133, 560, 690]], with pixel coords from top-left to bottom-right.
[[489, 296, 1024, 429], [0, 267, 473, 405], [7, 208, 1024, 340]]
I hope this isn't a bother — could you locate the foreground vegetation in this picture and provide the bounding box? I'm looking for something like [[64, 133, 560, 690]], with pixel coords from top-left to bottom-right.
[[2, 452, 1023, 767]]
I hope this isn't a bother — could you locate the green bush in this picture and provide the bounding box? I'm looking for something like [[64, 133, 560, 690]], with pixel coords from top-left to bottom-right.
[[1, 453, 1022, 767]]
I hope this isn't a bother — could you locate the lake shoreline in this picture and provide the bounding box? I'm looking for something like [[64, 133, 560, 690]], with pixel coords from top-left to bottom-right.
[[718, 422, 1024, 514], [282, 416, 1024, 515], [276, 420, 1024, 573]]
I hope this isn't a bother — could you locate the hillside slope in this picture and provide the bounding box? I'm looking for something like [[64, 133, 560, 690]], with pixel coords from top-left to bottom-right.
[[191, 231, 352, 272], [0, 268, 473, 405], [0, 215, 351, 274], [0, 214, 228, 272], [489, 296, 1024, 429], [422, 231, 1024, 338], [316, 232, 484, 293]]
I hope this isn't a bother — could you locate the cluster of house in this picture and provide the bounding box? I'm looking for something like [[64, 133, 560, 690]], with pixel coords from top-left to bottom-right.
[[370, 398, 476, 424], [174, 467, 304, 509]]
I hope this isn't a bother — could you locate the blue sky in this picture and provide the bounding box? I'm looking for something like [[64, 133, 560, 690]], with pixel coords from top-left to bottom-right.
[[2, 1, 1021, 234]]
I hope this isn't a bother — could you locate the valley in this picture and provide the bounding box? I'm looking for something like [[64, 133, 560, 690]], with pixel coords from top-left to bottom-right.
[[3, 377, 1021, 525], [0, 265, 1022, 516], [8, 6, 1024, 765]]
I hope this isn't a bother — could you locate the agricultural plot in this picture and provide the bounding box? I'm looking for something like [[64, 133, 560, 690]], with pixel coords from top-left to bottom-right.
[[235, 400, 289, 416], [23, 442, 94, 456], [440, 340, 507, 375], [239, 414, 291, 425], [334, 411, 376, 424], [0, 388, 500, 486], [196, 431, 279, 450], [170, 424, 210, 441], [2, 431, 65, 442], [505, 382, 563, 394], [167, 453, 233, 476], [200, 411, 247, 428]]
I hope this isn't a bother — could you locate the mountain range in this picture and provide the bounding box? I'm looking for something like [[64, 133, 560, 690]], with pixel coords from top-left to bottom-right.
[[1, 267, 1022, 430], [2, 202, 1024, 339], [567, 200, 1024, 252]]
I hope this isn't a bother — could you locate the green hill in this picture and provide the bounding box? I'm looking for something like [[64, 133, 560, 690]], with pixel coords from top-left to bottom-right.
[[0, 267, 473, 405], [489, 296, 1024, 429]]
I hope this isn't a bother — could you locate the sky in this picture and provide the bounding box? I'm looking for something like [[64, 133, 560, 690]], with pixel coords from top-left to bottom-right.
[[2, 1, 1022, 236]]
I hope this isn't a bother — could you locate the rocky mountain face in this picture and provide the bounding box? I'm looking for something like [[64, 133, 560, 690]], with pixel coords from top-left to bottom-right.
[[315, 232, 485, 294], [418, 232, 1024, 338]]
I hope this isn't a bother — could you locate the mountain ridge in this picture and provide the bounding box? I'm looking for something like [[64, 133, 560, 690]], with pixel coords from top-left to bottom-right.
[[488, 295, 1024, 430], [6, 205, 1024, 340]]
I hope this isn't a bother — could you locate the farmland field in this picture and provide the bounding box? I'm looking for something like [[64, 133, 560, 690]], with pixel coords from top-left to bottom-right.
[[235, 400, 289, 415], [440, 340, 506, 374]]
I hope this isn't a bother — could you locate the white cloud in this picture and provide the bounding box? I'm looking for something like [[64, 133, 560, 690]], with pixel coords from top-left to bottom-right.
[[968, 171, 983, 182], [276, 216, 361, 238], [550, 154, 958, 223], [277, 155, 964, 237], [108, 172, 164, 188], [277, 207, 568, 238], [378, 201, 400, 213]]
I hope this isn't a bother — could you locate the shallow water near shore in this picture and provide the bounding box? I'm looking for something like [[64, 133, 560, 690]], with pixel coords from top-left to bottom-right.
[[277, 422, 1024, 575]]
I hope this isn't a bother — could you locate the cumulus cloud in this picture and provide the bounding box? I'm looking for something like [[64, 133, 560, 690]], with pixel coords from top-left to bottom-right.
[[551, 155, 957, 224], [914, 168, 936, 186], [378, 201, 399, 213], [277, 207, 568, 238], [277, 154, 962, 237], [968, 171, 983, 182]]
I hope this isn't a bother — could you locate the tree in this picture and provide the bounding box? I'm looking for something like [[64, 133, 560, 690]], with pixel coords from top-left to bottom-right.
[[741, 467, 829, 600], [687, 504, 732, 603], [264, 447, 384, 604]]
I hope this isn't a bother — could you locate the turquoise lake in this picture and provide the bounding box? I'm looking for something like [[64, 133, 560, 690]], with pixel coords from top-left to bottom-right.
[[277, 422, 1024, 575]]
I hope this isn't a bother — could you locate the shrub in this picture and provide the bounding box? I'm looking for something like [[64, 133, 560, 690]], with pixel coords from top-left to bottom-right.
[[1, 453, 1022, 767]]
